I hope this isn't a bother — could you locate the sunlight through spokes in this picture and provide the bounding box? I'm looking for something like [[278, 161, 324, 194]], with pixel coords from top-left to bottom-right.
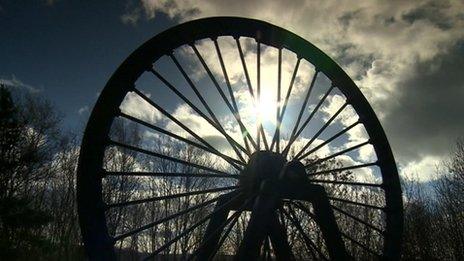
[[256, 88, 277, 125]]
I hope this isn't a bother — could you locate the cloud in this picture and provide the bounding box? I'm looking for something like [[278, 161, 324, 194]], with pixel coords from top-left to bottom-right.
[[78, 105, 89, 115], [380, 42, 464, 163], [321, 94, 375, 162], [121, 2, 142, 26], [164, 103, 242, 156], [121, 9, 141, 25], [400, 155, 442, 182], [336, 154, 378, 183], [175, 35, 315, 143], [401, 1, 455, 30], [123, 0, 464, 181], [139, 0, 200, 20], [120, 91, 162, 124], [0, 75, 41, 93]]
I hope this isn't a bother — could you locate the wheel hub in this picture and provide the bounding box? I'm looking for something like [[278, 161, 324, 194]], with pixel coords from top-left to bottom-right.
[[239, 151, 285, 195], [239, 151, 309, 196]]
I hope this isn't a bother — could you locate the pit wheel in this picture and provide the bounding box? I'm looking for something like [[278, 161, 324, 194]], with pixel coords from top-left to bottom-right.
[[77, 17, 403, 260]]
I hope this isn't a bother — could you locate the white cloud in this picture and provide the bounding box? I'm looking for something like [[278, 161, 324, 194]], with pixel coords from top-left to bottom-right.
[[120, 91, 162, 124], [175, 35, 316, 147], [164, 103, 245, 157], [293, 137, 333, 160], [337, 154, 378, 183], [122, 0, 464, 181], [78, 105, 89, 115], [400, 155, 443, 182], [321, 94, 375, 162], [0, 75, 40, 93]]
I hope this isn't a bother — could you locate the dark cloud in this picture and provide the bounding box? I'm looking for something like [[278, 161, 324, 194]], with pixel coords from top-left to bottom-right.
[[338, 9, 363, 30], [126, 0, 464, 179], [375, 14, 396, 27], [402, 1, 454, 30], [334, 43, 375, 81], [382, 41, 464, 162]]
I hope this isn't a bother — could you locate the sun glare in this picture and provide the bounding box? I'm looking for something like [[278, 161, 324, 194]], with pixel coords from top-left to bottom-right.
[[256, 90, 276, 124]]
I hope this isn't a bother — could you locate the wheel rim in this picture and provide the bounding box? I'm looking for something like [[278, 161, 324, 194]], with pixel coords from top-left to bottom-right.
[[77, 17, 403, 260]]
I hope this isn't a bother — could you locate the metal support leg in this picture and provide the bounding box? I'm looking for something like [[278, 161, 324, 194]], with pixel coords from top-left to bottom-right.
[[235, 191, 274, 260], [278, 181, 349, 260], [268, 212, 294, 260], [236, 181, 295, 261], [195, 194, 234, 260]]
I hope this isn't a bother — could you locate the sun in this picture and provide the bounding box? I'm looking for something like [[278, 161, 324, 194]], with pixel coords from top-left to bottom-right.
[[255, 90, 276, 125]]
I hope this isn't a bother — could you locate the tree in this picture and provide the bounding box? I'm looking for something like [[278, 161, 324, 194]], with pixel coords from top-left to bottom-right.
[[43, 136, 82, 259], [401, 177, 437, 259], [434, 138, 464, 260], [402, 138, 464, 260], [0, 84, 61, 259]]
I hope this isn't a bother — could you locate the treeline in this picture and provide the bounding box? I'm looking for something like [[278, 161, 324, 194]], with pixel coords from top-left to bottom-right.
[[0, 84, 81, 259], [0, 84, 463, 260], [402, 139, 464, 260]]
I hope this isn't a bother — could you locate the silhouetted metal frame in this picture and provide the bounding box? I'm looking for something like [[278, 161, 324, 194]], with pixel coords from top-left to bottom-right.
[[77, 17, 403, 260]]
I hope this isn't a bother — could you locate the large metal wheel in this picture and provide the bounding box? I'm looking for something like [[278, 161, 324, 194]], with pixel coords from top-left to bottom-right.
[[77, 17, 403, 260]]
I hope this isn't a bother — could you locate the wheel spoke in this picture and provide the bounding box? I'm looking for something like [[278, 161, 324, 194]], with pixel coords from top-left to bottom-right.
[[305, 140, 371, 168], [190, 43, 257, 157], [106, 185, 238, 209], [286, 70, 318, 153], [256, 41, 269, 150], [119, 111, 243, 170], [235, 38, 269, 150], [192, 196, 253, 260], [330, 204, 385, 234], [289, 196, 349, 260], [105, 171, 240, 179], [235, 37, 254, 98], [281, 205, 329, 260], [308, 179, 382, 188], [290, 199, 381, 257], [293, 102, 348, 159], [283, 84, 335, 155], [143, 192, 243, 259], [212, 39, 255, 152], [108, 140, 231, 176], [206, 209, 241, 259], [149, 67, 248, 162], [298, 120, 360, 160], [270, 57, 301, 151], [113, 192, 232, 241], [193, 214, 237, 259], [274, 48, 282, 153], [308, 162, 378, 176], [327, 196, 385, 211], [133, 88, 247, 164], [256, 41, 261, 150], [341, 232, 382, 258]]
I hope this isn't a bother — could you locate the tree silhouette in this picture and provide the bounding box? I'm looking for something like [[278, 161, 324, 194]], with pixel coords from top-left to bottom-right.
[[0, 84, 56, 259]]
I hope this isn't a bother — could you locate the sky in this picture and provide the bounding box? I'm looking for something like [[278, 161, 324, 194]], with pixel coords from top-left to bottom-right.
[[1, 0, 463, 182]]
